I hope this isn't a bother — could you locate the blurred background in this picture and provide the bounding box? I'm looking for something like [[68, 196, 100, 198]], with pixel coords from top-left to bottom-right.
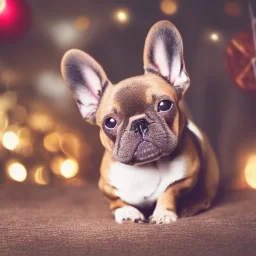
[[0, 0, 255, 190]]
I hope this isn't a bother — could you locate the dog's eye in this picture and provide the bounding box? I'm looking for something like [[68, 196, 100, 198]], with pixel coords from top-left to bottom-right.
[[158, 100, 173, 112], [105, 117, 117, 129]]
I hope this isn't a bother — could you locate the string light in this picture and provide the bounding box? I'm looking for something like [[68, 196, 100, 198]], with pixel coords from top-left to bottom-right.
[[2, 131, 19, 150], [245, 155, 256, 189], [60, 159, 79, 179], [210, 32, 220, 42], [7, 162, 27, 182], [115, 9, 129, 24], [160, 0, 178, 16]]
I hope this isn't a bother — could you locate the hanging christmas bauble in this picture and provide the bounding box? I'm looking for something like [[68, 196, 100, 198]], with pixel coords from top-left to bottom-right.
[[0, 0, 31, 43], [225, 32, 256, 93]]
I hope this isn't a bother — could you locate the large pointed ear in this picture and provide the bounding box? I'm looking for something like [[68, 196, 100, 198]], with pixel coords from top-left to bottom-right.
[[61, 49, 109, 124], [143, 21, 190, 97]]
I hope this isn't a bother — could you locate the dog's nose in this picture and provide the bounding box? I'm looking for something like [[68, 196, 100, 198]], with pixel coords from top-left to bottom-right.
[[131, 119, 149, 135]]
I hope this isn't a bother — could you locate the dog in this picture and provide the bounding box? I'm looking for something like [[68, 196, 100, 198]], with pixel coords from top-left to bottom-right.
[[61, 20, 219, 224]]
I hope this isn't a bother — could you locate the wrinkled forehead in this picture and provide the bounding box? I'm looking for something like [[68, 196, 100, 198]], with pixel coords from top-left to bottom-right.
[[97, 74, 177, 121]]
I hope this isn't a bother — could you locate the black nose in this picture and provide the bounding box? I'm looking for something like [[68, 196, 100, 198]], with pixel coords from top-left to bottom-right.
[[131, 119, 149, 135]]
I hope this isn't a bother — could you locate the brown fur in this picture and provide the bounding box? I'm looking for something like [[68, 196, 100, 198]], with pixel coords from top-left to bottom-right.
[[61, 20, 219, 224]]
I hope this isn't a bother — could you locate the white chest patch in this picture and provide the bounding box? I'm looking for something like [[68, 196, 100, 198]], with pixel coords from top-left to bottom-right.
[[108, 154, 189, 207]]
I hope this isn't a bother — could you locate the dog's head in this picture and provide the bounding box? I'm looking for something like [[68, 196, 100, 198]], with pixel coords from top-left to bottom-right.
[[61, 21, 190, 165]]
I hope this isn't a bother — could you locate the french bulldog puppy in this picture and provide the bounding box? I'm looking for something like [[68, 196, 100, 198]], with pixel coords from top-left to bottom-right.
[[61, 21, 219, 224]]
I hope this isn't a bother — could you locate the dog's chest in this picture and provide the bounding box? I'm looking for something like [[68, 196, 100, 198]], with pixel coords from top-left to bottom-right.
[[108, 155, 189, 207]]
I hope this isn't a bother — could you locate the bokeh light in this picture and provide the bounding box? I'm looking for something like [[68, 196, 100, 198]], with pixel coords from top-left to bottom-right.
[[2, 131, 19, 150], [33, 165, 50, 185], [160, 0, 178, 16], [210, 32, 220, 42], [60, 159, 79, 179], [0, 91, 17, 112], [245, 155, 256, 189], [44, 132, 60, 153], [60, 133, 80, 159], [74, 16, 90, 31], [50, 155, 65, 175], [0, 0, 6, 13], [7, 162, 27, 182], [0, 0, 31, 43], [115, 9, 129, 24], [28, 112, 55, 132], [0, 112, 8, 131], [225, 2, 241, 17]]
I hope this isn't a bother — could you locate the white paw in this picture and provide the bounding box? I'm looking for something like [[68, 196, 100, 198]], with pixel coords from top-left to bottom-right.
[[114, 206, 145, 224], [150, 209, 178, 224]]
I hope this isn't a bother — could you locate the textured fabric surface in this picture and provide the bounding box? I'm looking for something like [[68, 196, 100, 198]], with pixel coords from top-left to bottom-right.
[[0, 185, 256, 256]]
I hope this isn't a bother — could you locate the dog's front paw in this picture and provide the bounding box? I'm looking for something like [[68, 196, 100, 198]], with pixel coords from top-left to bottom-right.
[[150, 209, 178, 224], [114, 206, 145, 224]]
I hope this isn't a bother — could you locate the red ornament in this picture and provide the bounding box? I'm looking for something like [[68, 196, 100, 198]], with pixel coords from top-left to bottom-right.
[[0, 0, 31, 43], [225, 32, 256, 93]]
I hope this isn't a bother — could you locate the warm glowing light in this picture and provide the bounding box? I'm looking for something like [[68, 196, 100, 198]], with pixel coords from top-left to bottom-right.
[[28, 112, 55, 132], [60, 133, 80, 158], [44, 132, 60, 153], [33, 166, 50, 185], [50, 155, 64, 175], [60, 159, 79, 179], [160, 0, 178, 16], [8, 162, 27, 182], [210, 33, 220, 42], [0, 0, 6, 14], [74, 16, 90, 31], [0, 112, 8, 131], [115, 9, 129, 23], [245, 155, 256, 189], [0, 91, 17, 112], [225, 2, 241, 17], [2, 131, 19, 150]]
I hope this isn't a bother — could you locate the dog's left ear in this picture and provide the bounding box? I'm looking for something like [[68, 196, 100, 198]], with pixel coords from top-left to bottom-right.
[[61, 49, 109, 124], [143, 20, 190, 97]]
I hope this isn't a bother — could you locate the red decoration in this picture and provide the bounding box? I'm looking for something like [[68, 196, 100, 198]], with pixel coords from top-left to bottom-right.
[[225, 32, 256, 93], [0, 0, 31, 43]]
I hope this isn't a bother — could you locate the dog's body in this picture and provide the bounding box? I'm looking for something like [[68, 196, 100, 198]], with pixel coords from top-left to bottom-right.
[[61, 21, 219, 224]]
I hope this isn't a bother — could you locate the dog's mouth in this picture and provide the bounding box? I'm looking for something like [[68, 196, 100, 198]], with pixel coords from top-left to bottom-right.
[[133, 140, 161, 164]]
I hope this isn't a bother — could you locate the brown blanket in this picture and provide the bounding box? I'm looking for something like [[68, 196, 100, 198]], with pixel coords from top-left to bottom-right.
[[0, 185, 255, 256]]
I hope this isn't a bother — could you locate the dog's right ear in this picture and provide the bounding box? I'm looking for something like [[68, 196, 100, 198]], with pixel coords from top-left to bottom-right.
[[61, 49, 109, 124]]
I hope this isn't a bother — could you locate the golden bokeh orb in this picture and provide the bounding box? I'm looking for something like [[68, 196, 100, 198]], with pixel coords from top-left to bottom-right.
[[245, 155, 256, 189], [60, 159, 79, 179], [43, 132, 60, 153], [160, 0, 178, 16], [2, 131, 19, 150], [115, 9, 129, 23], [34, 166, 50, 185], [210, 32, 220, 42], [8, 162, 27, 182], [74, 16, 90, 31]]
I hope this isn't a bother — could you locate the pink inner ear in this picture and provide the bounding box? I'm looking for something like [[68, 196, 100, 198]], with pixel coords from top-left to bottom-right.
[[82, 67, 102, 100], [154, 38, 170, 78]]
